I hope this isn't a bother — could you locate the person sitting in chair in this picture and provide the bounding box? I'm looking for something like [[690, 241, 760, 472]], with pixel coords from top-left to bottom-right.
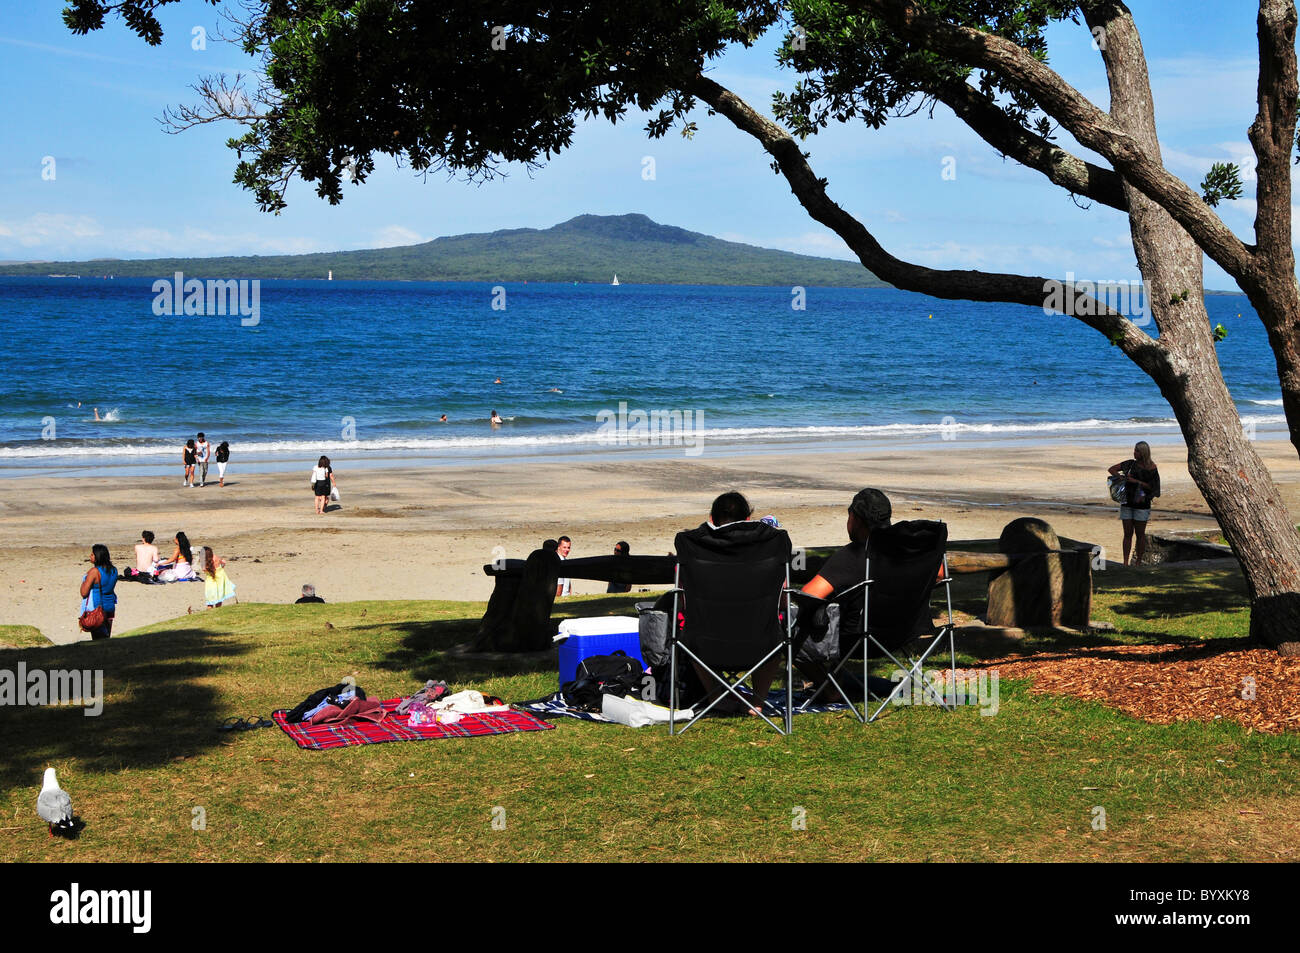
[[798, 487, 899, 698], [680, 491, 788, 715]]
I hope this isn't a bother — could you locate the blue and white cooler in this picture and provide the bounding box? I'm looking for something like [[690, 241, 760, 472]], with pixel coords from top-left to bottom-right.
[[555, 616, 644, 688]]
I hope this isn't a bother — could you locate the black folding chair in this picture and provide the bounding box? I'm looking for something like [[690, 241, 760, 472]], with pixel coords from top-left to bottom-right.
[[668, 521, 795, 735], [795, 520, 955, 723]]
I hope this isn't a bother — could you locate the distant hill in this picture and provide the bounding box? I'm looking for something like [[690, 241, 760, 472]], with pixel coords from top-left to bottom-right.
[[0, 213, 886, 287]]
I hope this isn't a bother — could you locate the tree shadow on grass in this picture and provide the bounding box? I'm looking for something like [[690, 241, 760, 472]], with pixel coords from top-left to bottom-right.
[[1098, 565, 1249, 623], [0, 627, 253, 799], [366, 595, 647, 686]]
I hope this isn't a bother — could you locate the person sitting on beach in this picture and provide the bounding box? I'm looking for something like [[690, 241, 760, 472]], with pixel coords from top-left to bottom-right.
[[606, 541, 631, 593], [201, 547, 237, 608], [156, 532, 196, 582], [295, 584, 325, 604], [126, 530, 159, 581], [80, 544, 119, 640]]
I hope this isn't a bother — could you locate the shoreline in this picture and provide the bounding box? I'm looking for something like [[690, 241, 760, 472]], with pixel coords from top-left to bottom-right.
[[1, 428, 1291, 480], [3, 437, 1297, 646]]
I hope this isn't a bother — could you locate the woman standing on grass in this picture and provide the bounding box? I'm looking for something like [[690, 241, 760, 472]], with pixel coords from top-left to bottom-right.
[[79, 544, 119, 640], [311, 455, 336, 515], [1109, 441, 1161, 565], [202, 546, 237, 608]]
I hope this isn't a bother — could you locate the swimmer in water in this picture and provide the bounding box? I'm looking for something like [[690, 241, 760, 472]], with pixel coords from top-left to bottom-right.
[[493, 377, 503, 384], [548, 387, 563, 393], [93, 407, 101, 421], [439, 414, 448, 423], [490, 410, 503, 426]]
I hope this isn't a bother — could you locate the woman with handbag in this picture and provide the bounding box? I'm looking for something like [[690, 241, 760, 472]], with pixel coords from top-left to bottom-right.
[[79, 544, 119, 640], [1109, 441, 1161, 566]]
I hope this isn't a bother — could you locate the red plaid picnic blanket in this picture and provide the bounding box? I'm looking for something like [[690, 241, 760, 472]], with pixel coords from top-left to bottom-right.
[[273, 698, 554, 751]]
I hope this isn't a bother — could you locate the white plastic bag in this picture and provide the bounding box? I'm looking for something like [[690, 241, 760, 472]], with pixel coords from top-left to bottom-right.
[[600, 693, 692, 727]]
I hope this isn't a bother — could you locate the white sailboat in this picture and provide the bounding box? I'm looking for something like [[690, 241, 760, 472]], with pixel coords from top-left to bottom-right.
[[328, 270, 333, 281], [611, 273, 620, 286]]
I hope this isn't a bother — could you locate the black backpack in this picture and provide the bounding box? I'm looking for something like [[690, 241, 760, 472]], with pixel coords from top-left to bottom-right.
[[561, 651, 645, 711]]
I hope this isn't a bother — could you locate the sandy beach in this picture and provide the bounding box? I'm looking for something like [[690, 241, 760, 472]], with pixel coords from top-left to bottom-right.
[[4, 437, 1298, 645]]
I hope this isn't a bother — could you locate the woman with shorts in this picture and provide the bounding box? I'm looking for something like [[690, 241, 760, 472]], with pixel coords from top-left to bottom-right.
[[1109, 441, 1160, 565], [311, 455, 336, 515]]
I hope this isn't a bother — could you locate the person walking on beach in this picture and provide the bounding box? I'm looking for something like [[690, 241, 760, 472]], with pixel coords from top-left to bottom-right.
[[1109, 441, 1161, 566], [215, 441, 230, 486], [311, 455, 337, 515], [195, 432, 211, 487], [201, 546, 237, 608], [182, 439, 197, 487], [79, 544, 119, 640]]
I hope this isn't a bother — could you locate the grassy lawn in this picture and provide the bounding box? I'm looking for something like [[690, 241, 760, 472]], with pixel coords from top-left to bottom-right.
[[3, 568, 1296, 862], [0, 625, 52, 649]]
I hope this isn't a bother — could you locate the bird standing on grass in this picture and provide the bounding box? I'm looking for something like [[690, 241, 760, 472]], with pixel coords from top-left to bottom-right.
[[37, 767, 76, 838]]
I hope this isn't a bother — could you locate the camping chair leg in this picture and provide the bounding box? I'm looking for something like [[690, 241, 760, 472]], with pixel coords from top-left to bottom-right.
[[785, 626, 794, 736], [669, 581, 680, 736], [674, 643, 788, 735], [796, 650, 865, 721], [866, 629, 956, 721]]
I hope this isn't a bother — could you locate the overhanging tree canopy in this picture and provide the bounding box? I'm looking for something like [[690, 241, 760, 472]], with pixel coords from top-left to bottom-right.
[[66, 0, 1300, 652]]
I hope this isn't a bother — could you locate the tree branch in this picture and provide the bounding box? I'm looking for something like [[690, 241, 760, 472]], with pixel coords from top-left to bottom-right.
[[689, 74, 1167, 375], [931, 78, 1127, 211], [849, 0, 1259, 283], [1249, 0, 1298, 260]]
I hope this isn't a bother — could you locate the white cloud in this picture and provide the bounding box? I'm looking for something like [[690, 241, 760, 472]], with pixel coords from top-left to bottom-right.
[[0, 213, 330, 259], [370, 225, 426, 248]]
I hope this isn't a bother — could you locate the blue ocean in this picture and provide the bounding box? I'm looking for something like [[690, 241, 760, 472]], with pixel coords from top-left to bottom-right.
[[0, 276, 1284, 472]]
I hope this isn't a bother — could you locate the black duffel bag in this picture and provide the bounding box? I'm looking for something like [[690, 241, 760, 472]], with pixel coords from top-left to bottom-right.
[[561, 651, 645, 711]]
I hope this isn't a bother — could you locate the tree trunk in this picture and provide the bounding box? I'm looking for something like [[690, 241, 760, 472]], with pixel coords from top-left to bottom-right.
[[1093, 2, 1300, 654], [1165, 357, 1300, 655]]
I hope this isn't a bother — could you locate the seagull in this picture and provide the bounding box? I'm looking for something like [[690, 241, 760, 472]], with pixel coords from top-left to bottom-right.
[[37, 767, 76, 838]]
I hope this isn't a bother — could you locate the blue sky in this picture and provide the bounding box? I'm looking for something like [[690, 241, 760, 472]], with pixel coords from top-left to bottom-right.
[[0, 1, 1276, 288]]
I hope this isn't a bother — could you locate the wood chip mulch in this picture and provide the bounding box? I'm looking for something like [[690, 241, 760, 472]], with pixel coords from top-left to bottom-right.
[[953, 640, 1300, 734]]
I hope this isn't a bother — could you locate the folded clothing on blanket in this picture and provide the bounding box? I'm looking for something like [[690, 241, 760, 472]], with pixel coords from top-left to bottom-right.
[[285, 681, 368, 724], [395, 679, 450, 714]]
